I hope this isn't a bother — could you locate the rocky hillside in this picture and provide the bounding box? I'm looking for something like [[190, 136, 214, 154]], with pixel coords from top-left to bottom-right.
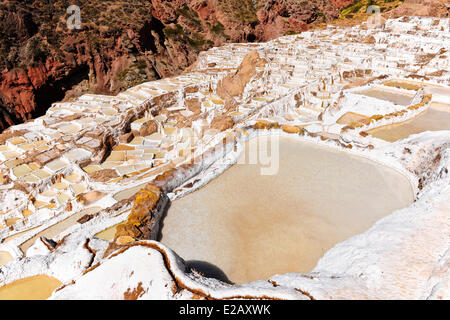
[[0, 0, 365, 132], [334, 0, 448, 25]]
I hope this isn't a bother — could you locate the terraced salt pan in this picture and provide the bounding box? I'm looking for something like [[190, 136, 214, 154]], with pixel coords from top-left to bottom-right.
[[0, 275, 62, 300], [160, 136, 414, 284], [369, 105, 450, 142], [354, 87, 414, 106], [94, 223, 124, 241], [19, 207, 102, 254], [0, 251, 13, 267]]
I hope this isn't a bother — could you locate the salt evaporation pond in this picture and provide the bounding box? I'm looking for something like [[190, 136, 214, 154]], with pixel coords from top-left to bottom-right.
[[0, 275, 62, 300], [160, 136, 414, 284], [355, 87, 413, 106], [369, 106, 450, 142], [0, 251, 13, 267]]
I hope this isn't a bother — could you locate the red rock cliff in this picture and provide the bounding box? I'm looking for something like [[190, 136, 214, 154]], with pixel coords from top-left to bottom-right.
[[0, 0, 357, 132]]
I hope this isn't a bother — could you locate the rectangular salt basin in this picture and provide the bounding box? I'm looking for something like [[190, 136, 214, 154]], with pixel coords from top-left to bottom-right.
[[368, 106, 450, 142], [19, 207, 103, 254], [45, 159, 69, 172], [160, 136, 414, 284], [354, 87, 414, 106]]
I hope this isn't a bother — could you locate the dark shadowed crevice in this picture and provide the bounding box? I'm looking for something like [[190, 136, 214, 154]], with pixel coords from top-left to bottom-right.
[[32, 64, 90, 120], [186, 260, 234, 285], [139, 17, 166, 53], [246, 33, 257, 43], [0, 97, 22, 132]]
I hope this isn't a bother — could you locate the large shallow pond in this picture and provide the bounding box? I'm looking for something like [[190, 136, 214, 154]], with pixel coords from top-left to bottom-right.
[[0, 275, 62, 300], [160, 136, 414, 284]]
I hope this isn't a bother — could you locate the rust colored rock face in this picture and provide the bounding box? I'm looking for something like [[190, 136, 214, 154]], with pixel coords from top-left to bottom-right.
[[337, 112, 371, 127], [139, 120, 159, 136], [114, 184, 170, 242], [217, 51, 267, 100], [119, 132, 134, 144], [387, 0, 449, 19], [330, 0, 356, 8], [211, 115, 235, 132], [0, 1, 356, 132]]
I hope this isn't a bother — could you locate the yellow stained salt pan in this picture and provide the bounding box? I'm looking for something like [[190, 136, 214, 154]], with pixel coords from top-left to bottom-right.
[[18, 143, 35, 151], [0, 275, 62, 300], [132, 117, 151, 125], [154, 115, 167, 122], [116, 165, 136, 176], [161, 136, 414, 284], [33, 200, 48, 208], [94, 223, 124, 241], [2, 226, 40, 243], [101, 108, 118, 116], [28, 163, 40, 171], [208, 97, 225, 105], [4, 159, 21, 169], [12, 164, 33, 178], [36, 144, 51, 152], [56, 193, 71, 205], [101, 162, 121, 169], [105, 151, 125, 162], [129, 137, 144, 146], [21, 174, 41, 184], [72, 183, 87, 195], [40, 189, 56, 197], [64, 173, 81, 183], [20, 207, 102, 254], [144, 148, 159, 154], [83, 165, 102, 174], [0, 251, 13, 267], [59, 123, 82, 134], [145, 133, 163, 142], [369, 107, 450, 142], [7, 137, 27, 145], [5, 218, 19, 227], [163, 127, 178, 136], [22, 209, 34, 218], [113, 145, 135, 151], [112, 183, 148, 202], [154, 152, 167, 159], [52, 182, 68, 190], [253, 97, 268, 102], [45, 159, 69, 172]]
